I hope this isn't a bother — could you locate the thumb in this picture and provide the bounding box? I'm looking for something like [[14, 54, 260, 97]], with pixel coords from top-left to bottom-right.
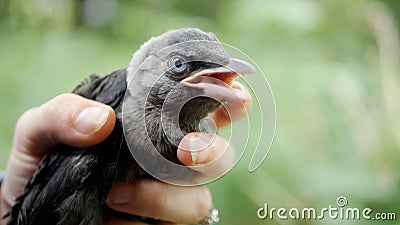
[[14, 93, 116, 156]]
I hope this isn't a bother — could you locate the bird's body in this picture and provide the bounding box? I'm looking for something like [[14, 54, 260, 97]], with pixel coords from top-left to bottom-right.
[[5, 28, 255, 225]]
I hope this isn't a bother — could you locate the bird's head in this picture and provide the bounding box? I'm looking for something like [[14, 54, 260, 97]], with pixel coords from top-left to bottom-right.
[[126, 28, 255, 136], [122, 28, 256, 178]]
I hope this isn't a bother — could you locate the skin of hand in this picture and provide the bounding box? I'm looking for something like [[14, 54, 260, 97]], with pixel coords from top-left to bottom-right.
[[0, 81, 251, 225]]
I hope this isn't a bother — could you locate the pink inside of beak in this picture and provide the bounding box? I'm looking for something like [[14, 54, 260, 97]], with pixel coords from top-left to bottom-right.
[[181, 58, 255, 89], [206, 71, 237, 86]]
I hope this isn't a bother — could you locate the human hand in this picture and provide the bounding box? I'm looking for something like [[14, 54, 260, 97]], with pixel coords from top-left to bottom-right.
[[0, 81, 251, 225]]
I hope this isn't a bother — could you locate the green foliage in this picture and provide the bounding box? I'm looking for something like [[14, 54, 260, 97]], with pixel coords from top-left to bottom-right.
[[1, 0, 399, 224]]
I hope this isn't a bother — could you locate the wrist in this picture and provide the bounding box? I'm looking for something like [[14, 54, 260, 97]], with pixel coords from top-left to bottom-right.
[[0, 171, 4, 184], [0, 171, 6, 223]]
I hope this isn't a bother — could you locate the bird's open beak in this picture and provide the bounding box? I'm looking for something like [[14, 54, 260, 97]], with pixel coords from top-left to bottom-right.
[[181, 58, 255, 101]]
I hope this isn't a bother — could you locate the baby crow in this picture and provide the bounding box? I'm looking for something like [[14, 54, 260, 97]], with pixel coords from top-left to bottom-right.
[[5, 28, 255, 225]]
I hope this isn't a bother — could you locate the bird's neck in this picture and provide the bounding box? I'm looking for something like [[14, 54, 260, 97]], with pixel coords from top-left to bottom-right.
[[178, 97, 221, 133], [123, 92, 220, 162], [145, 99, 218, 147]]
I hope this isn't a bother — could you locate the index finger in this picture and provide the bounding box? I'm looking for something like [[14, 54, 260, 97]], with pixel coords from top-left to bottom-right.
[[208, 81, 252, 128]]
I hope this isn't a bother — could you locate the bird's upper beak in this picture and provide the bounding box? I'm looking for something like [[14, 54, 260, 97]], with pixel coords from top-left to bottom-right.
[[181, 58, 255, 101]]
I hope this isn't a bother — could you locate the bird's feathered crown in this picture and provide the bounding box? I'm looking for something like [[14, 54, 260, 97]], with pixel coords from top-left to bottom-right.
[[126, 28, 222, 82]]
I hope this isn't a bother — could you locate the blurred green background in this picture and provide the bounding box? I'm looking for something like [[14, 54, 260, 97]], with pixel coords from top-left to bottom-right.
[[1, 0, 400, 224]]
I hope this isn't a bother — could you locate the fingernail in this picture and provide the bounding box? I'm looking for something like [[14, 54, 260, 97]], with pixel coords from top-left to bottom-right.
[[234, 86, 250, 103], [106, 183, 132, 204], [74, 106, 110, 135], [189, 135, 211, 165]]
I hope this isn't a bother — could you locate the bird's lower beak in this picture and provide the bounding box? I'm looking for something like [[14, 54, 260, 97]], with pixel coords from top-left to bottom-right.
[[181, 58, 255, 101]]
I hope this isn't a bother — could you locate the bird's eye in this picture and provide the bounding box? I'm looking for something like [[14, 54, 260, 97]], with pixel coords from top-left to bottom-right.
[[169, 56, 187, 74]]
